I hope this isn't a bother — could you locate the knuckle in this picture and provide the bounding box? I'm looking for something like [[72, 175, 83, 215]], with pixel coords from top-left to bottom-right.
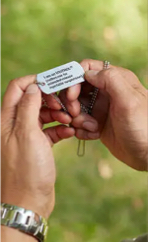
[[125, 69, 141, 86], [8, 75, 36, 89], [8, 77, 23, 91], [119, 96, 139, 114], [80, 58, 92, 64], [8, 79, 18, 88], [9, 77, 20, 86], [80, 58, 94, 67], [102, 68, 121, 90], [103, 68, 120, 80], [125, 68, 135, 77]]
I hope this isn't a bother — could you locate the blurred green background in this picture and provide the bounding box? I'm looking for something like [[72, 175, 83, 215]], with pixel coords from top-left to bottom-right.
[[1, 0, 147, 241]]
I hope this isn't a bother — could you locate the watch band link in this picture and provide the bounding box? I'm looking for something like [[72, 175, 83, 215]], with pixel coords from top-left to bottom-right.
[[1, 203, 48, 242]]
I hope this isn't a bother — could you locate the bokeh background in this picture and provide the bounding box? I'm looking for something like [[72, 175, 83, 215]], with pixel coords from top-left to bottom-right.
[[1, 0, 147, 241]]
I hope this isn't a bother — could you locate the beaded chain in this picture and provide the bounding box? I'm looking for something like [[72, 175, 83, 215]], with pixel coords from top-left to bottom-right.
[[41, 61, 110, 156]]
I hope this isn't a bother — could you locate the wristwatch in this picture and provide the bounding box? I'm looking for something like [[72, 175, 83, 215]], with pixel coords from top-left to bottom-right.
[[1, 203, 48, 242]]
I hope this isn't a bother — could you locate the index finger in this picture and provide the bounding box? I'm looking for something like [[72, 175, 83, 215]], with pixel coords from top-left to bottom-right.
[[66, 59, 105, 101], [80, 59, 115, 71], [80, 59, 104, 71], [66, 83, 81, 102]]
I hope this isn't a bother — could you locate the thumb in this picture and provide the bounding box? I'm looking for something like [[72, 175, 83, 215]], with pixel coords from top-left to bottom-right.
[[16, 84, 41, 128], [85, 68, 130, 102]]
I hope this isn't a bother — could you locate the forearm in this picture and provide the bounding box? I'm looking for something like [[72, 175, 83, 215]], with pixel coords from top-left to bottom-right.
[[1, 226, 37, 242]]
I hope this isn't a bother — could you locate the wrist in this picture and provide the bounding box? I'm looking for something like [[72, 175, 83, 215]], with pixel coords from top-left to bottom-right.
[[1, 187, 55, 219], [1, 226, 37, 242]]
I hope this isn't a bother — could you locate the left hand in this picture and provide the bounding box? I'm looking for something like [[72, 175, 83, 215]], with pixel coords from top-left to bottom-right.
[[1, 75, 76, 219]]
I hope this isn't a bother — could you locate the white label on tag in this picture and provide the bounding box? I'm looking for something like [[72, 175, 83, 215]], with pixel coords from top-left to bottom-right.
[[36, 61, 85, 94]]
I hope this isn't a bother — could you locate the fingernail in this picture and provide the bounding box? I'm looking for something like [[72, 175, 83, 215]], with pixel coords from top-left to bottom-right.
[[85, 70, 99, 77], [87, 132, 100, 139], [26, 84, 38, 94], [83, 121, 98, 132]]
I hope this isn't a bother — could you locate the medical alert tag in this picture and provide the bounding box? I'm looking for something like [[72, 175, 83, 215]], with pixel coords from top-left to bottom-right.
[[36, 61, 85, 94]]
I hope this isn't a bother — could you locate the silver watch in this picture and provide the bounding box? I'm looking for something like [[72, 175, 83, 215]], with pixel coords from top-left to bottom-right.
[[1, 203, 48, 242]]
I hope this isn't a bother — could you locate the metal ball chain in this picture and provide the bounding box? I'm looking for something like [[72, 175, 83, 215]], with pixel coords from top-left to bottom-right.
[[42, 94, 68, 113], [40, 60, 110, 156], [77, 60, 110, 156], [80, 60, 110, 115]]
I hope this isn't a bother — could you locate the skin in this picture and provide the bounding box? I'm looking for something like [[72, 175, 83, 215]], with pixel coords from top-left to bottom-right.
[[1, 59, 148, 241]]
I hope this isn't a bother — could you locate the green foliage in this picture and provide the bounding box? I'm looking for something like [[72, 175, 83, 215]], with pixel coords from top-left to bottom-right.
[[1, 0, 147, 241]]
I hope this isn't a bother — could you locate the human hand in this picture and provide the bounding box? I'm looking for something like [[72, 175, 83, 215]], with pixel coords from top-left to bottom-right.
[[71, 59, 148, 171], [1, 75, 75, 219]]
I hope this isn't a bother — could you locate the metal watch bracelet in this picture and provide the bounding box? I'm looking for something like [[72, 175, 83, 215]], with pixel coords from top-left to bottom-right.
[[1, 203, 48, 242]]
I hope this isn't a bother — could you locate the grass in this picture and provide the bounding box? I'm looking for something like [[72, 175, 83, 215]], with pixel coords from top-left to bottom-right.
[[1, 0, 147, 241]]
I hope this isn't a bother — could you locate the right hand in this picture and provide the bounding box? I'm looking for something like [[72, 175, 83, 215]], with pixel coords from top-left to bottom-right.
[[71, 59, 148, 171]]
